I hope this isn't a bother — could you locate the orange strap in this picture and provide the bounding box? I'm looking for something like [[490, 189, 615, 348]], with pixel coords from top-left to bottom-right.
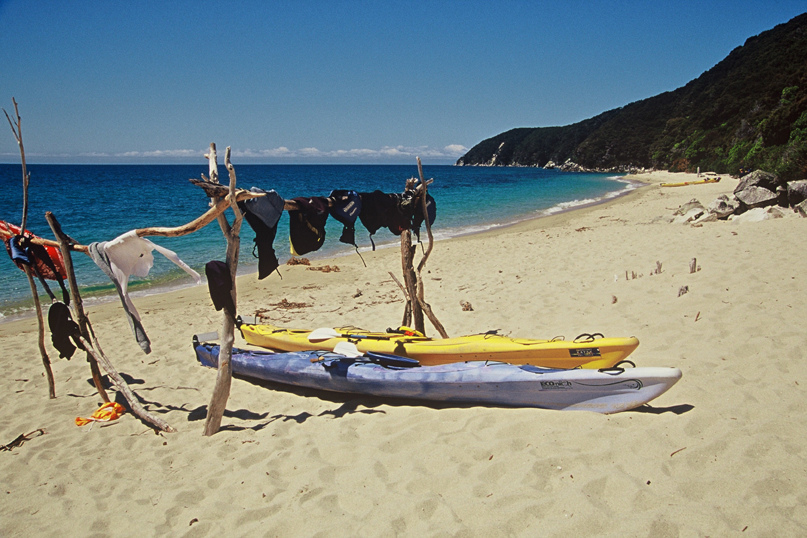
[[75, 402, 125, 427]]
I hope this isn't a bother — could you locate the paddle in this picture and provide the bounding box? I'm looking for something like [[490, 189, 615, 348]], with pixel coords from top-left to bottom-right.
[[308, 327, 394, 342], [330, 341, 420, 368]]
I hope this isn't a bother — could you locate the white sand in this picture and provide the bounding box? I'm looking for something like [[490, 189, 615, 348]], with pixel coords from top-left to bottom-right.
[[2, 170, 806, 535]]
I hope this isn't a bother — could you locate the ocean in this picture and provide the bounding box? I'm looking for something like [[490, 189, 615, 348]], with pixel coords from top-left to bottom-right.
[[0, 164, 638, 321]]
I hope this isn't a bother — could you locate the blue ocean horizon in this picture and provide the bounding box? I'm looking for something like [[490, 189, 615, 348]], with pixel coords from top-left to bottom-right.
[[0, 164, 638, 321]]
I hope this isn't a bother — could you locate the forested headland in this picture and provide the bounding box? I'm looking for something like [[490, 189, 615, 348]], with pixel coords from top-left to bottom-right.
[[457, 13, 807, 180]]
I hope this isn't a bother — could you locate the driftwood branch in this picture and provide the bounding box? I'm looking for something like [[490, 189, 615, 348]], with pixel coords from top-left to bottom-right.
[[4, 99, 56, 398], [23, 266, 56, 398], [45, 212, 110, 403], [415, 158, 448, 338], [203, 145, 243, 436], [388, 271, 412, 327], [400, 227, 424, 333], [3, 98, 30, 231]]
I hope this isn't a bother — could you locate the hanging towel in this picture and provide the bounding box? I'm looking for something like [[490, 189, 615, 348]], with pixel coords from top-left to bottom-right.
[[238, 188, 285, 279], [89, 231, 202, 354]]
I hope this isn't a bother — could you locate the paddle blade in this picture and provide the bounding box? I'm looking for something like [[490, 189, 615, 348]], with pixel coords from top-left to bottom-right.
[[333, 341, 363, 357], [366, 352, 420, 368], [308, 327, 342, 342]]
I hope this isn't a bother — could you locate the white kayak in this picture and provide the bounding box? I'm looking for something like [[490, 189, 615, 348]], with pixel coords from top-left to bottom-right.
[[194, 341, 681, 414]]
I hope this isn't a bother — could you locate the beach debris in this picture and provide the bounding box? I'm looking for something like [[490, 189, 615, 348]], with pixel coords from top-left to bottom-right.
[[460, 300, 474, 311], [287, 256, 311, 266], [670, 446, 687, 457], [689, 258, 698, 274], [268, 299, 311, 310], [307, 265, 340, 273], [678, 286, 689, 297], [652, 261, 663, 275], [612, 295, 618, 304], [75, 402, 125, 427], [1, 428, 46, 451], [353, 289, 363, 298], [625, 270, 642, 280]]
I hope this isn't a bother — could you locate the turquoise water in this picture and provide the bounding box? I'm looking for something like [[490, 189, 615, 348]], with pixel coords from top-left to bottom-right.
[[0, 164, 636, 320]]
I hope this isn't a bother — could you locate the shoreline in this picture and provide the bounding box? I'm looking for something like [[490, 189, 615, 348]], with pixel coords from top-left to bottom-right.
[[0, 173, 641, 325], [4, 169, 807, 535]]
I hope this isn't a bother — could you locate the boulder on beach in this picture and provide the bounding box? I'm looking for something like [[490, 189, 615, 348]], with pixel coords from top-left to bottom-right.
[[729, 206, 785, 223], [734, 185, 778, 209], [707, 194, 740, 219], [734, 170, 782, 193], [787, 180, 807, 206]]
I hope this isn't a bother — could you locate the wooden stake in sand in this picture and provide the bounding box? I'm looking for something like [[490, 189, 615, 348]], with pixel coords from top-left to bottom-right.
[[3, 98, 56, 398], [202, 144, 243, 437], [397, 160, 448, 338]]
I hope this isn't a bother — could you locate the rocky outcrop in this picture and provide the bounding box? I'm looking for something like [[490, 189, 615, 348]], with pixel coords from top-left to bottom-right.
[[670, 169, 807, 224]]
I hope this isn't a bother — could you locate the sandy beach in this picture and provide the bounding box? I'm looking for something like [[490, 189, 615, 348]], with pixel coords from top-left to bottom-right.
[[2, 170, 806, 536]]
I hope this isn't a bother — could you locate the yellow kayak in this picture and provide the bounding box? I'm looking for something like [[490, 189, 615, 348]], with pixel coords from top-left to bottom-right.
[[660, 177, 721, 187], [237, 321, 639, 369]]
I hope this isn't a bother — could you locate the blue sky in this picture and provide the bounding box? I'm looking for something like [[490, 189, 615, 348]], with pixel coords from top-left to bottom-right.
[[1, 1, 804, 164]]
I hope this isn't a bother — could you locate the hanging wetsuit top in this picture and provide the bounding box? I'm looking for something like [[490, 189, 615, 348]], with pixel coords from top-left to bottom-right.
[[328, 189, 362, 246], [237, 187, 285, 279], [411, 193, 437, 242], [205, 260, 236, 320], [1, 220, 70, 304], [288, 196, 329, 256], [357, 191, 407, 250], [47, 301, 84, 360]]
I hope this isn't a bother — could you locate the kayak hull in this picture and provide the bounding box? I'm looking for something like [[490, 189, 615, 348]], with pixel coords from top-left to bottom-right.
[[195, 343, 680, 413], [239, 323, 639, 369]]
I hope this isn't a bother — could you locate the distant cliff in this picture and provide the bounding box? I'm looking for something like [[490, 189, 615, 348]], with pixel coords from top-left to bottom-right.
[[457, 13, 807, 180]]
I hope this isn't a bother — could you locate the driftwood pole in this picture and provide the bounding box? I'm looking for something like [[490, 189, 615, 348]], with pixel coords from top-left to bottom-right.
[[414, 158, 448, 338], [46, 213, 110, 402], [396, 161, 448, 338], [399, 177, 425, 333], [4, 98, 57, 398], [203, 144, 243, 436]]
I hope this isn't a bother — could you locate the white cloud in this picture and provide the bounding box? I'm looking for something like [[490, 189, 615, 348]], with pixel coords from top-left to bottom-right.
[[12, 144, 469, 163]]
